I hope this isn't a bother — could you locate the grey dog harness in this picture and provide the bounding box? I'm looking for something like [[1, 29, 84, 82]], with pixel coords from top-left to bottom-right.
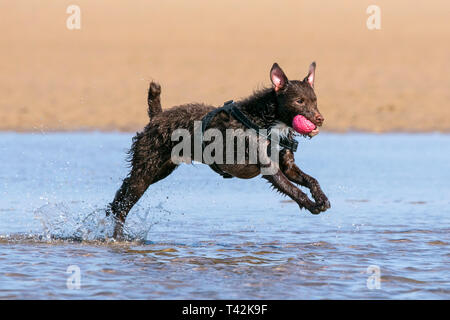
[[201, 100, 298, 178]]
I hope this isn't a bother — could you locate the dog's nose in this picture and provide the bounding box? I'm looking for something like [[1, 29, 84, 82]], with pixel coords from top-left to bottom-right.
[[315, 114, 324, 126]]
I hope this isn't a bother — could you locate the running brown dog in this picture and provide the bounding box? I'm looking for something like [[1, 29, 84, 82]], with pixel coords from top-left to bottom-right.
[[107, 63, 330, 238]]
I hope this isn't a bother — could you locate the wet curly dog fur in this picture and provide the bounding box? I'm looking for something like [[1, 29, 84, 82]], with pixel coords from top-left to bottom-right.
[[107, 63, 330, 238]]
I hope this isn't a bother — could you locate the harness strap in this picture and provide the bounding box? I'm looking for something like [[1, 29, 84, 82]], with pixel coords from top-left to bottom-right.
[[229, 104, 298, 152], [201, 101, 234, 178], [201, 100, 298, 178]]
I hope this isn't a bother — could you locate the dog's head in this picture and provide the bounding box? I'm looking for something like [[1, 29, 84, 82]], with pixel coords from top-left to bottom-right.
[[270, 62, 324, 137]]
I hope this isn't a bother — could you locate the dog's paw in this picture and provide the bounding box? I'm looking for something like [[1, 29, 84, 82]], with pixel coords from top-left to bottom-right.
[[299, 203, 321, 215], [308, 206, 322, 215], [306, 199, 330, 215], [317, 199, 331, 212], [312, 193, 330, 211], [149, 82, 161, 96]]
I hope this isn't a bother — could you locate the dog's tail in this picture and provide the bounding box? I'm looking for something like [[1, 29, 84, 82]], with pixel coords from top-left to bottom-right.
[[147, 81, 162, 119]]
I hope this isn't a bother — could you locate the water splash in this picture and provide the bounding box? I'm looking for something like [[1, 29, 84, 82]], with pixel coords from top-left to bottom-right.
[[33, 201, 175, 242]]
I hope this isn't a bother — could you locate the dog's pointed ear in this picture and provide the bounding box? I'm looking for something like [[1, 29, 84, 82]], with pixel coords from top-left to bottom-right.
[[270, 63, 288, 92], [304, 61, 316, 88]]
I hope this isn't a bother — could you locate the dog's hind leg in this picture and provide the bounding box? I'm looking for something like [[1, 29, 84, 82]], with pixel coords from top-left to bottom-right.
[[108, 172, 151, 239], [108, 159, 178, 239]]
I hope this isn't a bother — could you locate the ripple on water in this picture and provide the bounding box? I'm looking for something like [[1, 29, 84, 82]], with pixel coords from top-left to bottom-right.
[[427, 240, 448, 246], [1, 133, 450, 299], [388, 239, 413, 243], [382, 275, 427, 285]]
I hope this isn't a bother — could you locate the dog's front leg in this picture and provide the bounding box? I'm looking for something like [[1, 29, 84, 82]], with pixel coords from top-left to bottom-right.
[[280, 150, 330, 212], [262, 169, 323, 214]]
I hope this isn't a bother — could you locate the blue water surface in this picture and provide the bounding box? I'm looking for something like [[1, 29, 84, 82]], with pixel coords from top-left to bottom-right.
[[0, 132, 448, 299]]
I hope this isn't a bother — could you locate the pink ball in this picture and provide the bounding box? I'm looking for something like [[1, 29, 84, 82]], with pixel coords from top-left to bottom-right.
[[292, 115, 316, 134]]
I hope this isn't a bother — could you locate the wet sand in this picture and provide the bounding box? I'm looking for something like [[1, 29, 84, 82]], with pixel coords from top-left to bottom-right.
[[0, 0, 449, 132]]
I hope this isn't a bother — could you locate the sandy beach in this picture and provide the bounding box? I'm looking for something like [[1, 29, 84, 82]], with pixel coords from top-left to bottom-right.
[[0, 0, 449, 132]]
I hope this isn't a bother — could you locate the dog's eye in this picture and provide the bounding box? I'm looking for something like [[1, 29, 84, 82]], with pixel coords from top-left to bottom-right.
[[297, 99, 304, 104]]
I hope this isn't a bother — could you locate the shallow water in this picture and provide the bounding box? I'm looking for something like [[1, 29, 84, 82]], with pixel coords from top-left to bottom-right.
[[0, 132, 449, 299]]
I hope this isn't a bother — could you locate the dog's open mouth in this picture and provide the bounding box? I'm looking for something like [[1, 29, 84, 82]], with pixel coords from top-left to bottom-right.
[[308, 127, 320, 137], [292, 114, 319, 138]]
